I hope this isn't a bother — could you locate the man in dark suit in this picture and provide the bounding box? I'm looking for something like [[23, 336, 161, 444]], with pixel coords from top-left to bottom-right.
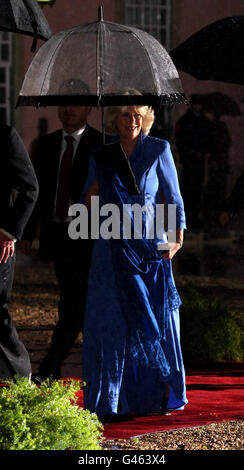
[[21, 104, 104, 382], [0, 124, 38, 379], [175, 94, 214, 229]]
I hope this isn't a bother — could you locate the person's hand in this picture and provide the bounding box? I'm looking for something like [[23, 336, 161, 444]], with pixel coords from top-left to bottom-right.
[[0, 232, 15, 264], [19, 240, 32, 256], [218, 211, 231, 225], [161, 242, 182, 260]]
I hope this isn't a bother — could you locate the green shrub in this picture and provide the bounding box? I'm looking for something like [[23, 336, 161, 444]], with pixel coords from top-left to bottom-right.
[[180, 286, 244, 363], [0, 377, 103, 450]]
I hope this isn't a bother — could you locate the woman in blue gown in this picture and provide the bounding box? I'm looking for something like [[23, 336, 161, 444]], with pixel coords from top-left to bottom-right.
[[82, 104, 188, 420]]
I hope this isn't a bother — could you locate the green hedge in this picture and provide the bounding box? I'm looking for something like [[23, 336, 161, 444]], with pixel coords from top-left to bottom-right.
[[0, 378, 103, 450], [180, 286, 244, 363]]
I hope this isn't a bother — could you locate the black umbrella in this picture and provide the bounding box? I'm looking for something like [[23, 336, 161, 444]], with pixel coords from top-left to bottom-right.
[[0, 0, 52, 51], [170, 16, 244, 85], [17, 7, 186, 107], [202, 92, 241, 117]]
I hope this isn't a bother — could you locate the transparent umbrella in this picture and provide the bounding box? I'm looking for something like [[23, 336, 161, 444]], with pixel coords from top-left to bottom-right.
[[0, 0, 52, 51], [17, 7, 186, 107]]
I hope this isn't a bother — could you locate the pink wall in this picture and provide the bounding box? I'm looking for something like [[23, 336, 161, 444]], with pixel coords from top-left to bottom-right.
[[15, 0, 244, 171]]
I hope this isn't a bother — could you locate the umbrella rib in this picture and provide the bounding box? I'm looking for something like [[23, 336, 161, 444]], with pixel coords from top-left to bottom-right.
[[104, 22, 161, 96], [7, 0, 52, 40], [96, 20, 102, 102], [23, 0, 39, 51]]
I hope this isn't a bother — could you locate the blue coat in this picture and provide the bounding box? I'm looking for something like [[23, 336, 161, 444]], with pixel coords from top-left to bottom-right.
[[82, 133, 188, 417]]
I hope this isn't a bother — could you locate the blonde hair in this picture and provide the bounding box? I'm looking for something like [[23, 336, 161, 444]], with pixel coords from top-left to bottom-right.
[[104, 105, 155, 136]]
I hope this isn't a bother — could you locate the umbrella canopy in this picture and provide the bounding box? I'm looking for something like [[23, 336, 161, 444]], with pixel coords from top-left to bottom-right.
[[17, 8, 186, 107], [0, 0, 52, 51], [170, 16, 244, 85]]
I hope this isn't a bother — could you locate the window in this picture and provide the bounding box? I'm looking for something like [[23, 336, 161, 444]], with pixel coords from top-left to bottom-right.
[[0, 32, 12, 125], [125, 0, 173, 137], [125, 0, 171, 49]]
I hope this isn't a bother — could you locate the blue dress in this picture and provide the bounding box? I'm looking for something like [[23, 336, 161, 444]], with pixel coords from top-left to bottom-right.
[[82, 133, 188, 417]]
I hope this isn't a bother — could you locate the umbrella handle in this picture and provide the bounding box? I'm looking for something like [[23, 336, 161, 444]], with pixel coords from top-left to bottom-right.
[[98, 6, 103, 22]]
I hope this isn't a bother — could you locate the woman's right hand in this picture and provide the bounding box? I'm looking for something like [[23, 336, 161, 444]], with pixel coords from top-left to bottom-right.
[[161, 242, 182, 260]]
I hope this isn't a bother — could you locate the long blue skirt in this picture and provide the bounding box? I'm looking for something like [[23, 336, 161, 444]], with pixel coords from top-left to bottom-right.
[[82, 171, 188, 416]]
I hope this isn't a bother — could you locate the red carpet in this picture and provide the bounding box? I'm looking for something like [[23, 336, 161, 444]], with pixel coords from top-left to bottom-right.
[[75, 362, 244, 440], [1, 362, 243, 441]]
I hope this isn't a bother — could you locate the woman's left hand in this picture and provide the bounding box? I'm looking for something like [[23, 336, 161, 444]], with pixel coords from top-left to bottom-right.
[[161, 242, 181, 260]]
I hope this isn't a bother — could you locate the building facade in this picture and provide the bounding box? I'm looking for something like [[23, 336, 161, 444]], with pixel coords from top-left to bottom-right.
[[2, 0, 244, 189]]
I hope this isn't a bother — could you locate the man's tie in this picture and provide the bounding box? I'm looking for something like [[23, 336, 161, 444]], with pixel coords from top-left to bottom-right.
[[56, 135, 75, 221]]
